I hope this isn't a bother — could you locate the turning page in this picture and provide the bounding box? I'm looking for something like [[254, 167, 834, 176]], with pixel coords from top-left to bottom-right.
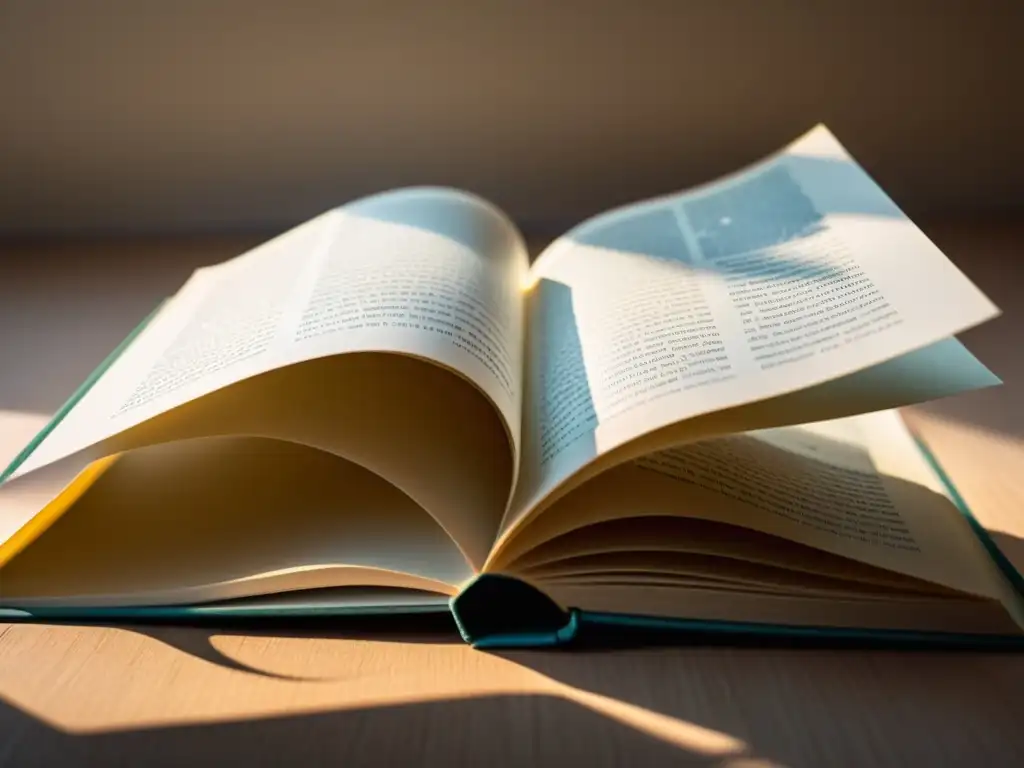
[[1, 188, 529, 570], [8, 188, 528, 479], [498, 125, 999, 554]]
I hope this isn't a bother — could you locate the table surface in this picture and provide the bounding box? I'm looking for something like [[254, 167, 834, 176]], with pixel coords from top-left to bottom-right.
[[2, 222, 1024, 766]]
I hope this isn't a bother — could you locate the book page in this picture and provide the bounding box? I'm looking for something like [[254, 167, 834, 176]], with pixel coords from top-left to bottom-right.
[[496, 410, 1014, 603], [500, 125, 999, 548], [1, 436, 475, 606], [508, 517, 958, 595], [1, 188, 529, 570], [10, 188, 528, 481]]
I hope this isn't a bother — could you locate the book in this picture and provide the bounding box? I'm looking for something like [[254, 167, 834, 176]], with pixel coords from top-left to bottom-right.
[[2, 124, 1023, 650]]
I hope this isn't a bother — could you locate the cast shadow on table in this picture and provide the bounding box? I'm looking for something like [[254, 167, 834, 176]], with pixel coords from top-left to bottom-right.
[[108, 618, 1019, 690], [103, 612, 463, 681], [0, 689, 743, 768], [4, 635, 1024, 767], [9, 521, 1024, 766]]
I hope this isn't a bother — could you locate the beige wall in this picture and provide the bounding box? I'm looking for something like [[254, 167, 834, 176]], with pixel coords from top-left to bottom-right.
[[0, 0, 1021, 237]]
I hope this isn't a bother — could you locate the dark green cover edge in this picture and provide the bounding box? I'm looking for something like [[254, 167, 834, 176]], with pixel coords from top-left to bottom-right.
[[0, 602, 450, 621], [572, 611, 1024, 649], [0, 303, 164, 485], [912, 434, 1024, 599]]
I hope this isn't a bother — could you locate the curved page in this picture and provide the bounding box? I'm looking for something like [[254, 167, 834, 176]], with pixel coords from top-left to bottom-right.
[[3, 188, 527, 569], [494, 411, 1010, 602], [506, 517, 955, 595], [0, 436, 474, 607]]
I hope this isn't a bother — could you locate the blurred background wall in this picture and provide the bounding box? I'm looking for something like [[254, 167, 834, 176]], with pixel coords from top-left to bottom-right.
[[0, 0, 1021, 239]]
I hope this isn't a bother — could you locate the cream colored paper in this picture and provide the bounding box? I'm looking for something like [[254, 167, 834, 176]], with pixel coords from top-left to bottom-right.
[[11, 188, 528, 480], [0, 436, 474, 606], [499, 125, 999, 552], [2, 189, 527, 570]]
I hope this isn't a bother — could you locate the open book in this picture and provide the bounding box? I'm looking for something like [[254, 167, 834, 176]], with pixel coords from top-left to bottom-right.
[[3, 125, 1023, 649]]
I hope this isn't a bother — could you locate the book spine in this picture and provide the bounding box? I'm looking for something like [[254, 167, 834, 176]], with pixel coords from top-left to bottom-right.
[[448, 574, 580, 649], [449, 573, 1024, 650]]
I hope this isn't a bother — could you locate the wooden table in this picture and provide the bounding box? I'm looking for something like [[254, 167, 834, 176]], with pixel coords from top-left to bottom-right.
[[2, 223, 1024, 766]]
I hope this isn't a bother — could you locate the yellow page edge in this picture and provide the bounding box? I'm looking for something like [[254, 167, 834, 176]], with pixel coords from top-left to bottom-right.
[[0, 453, 121, 568]]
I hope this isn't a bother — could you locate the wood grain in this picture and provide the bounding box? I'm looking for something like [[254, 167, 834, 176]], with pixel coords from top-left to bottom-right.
[[2, 222, 1024, 766]]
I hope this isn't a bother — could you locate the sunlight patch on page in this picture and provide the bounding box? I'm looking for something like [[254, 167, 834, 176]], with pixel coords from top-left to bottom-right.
[[748, 418, 875, 473]]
